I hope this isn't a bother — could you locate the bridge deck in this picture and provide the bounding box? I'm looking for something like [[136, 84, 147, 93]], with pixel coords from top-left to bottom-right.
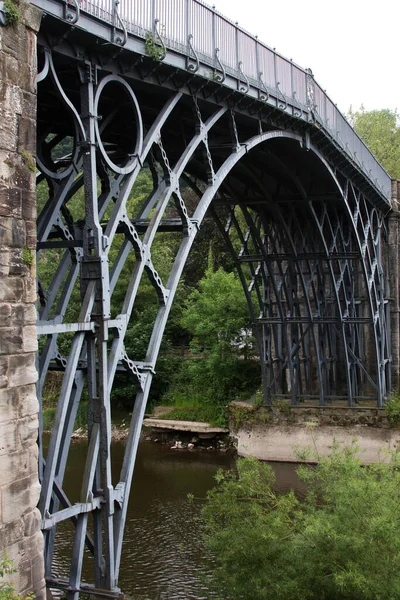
[[30, 0, 391, 205]]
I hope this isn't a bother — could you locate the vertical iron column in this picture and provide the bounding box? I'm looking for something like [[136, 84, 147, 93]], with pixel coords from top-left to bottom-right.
[[79, 62, 116, 592]]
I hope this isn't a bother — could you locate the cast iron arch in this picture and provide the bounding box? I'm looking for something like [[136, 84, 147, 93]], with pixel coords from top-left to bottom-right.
[[36, 58, 390, 598]]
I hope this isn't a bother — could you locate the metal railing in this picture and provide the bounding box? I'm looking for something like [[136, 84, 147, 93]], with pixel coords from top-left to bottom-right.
[[71, 0, 391, 200]]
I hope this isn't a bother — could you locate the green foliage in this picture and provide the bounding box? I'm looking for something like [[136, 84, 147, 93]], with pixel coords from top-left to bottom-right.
[[20, 150, 35, 173], [144, 33, 166, 61], [42, 402, 88, 432], [21, 247, 34, 267], [158, 396, 227, 427], [163, 264, 260, 421], [348, 107, 400, 178], [3, 0, 21, 25], [37, 163, 258, 426], [0, 556, 34, 600], [180, 264, 250, 351], [202, 445, 400, 600], [42, 407, 56, 431], [274, 397, 292, 416], [229, 404, 255, 430], [384, 391, 400, 425]]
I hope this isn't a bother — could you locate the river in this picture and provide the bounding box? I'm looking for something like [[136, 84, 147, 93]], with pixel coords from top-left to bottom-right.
[[53, 440, 301, 600]]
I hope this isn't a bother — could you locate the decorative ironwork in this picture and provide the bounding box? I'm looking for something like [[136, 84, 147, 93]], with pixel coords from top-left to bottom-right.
[[34, 11, 391, 600]]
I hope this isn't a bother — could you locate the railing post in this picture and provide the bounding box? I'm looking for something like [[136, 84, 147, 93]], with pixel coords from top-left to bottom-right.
[[290, 59, 294, 101], [306, 68, 315, 113], [235, 21, 239, 72], [151, 0, 156, 34], [212, 4, 216, 62], [185, 0, 190, 53]]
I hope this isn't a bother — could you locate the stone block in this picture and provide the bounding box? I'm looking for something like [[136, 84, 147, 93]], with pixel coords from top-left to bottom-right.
[[9, 248, 26, 276], [0, 24, 22, 60], [20, 90, 36, 119], [33, 579, 46, 600], [0, 449, 36, 487], [0, 419, 18, 456], [11, 160, 34, 192], [0, 154, 15, 185], [18, 414, 38, 448], [0, 517, 24, 548], [0, 186, 22, 218], [18, 384, 38, 417], [0, 386, 18, 423], [22, 325, 37, 352], [17, 117, 36, 156], [0, 276, 24, 302], [0, 326, 23, 355], [0, 53, 20, 91], [1, 474, 41, 524], [0, 302, 11, 320], [18, 558, 32, 592], [23, 276, 37, 303], [0, 216, 25, 248], [10, 303, 37, 324], [23, 507, 41, 538], [0, 355, 8, 388], [25, 218, 36, 248], [22, 3, 42, 33], [21, 190, 36, 220], [9, 353, 38, 387], [31, 552, 45, 587], [2, 537, 36, 594], [0, 249, 10, 276]]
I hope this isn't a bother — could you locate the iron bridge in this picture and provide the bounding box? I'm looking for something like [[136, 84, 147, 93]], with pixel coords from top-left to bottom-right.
[[30, 0, 393, 596]]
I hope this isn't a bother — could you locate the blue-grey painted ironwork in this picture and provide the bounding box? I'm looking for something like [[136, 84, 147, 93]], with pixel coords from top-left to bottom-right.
[[30, 0, 391, 202], [32, 2, 393, 599], [0, 2, 6, 25]]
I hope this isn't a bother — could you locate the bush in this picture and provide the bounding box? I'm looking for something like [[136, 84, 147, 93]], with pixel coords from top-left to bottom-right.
[[385, 391, 400, 425], [0, 556, 34, 600], [3, 0, 21, 26], [202, 444, 400, 600]]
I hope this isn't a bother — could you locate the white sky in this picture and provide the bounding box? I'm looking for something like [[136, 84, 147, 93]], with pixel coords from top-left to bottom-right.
[[212, 0, 399, 115]]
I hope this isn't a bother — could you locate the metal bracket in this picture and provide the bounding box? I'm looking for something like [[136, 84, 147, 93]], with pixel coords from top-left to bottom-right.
[[306, 67, 316, 112], [112, 0, 127, 46], [238, 61, 249, 94], [186, 34, 199, 73], [212, 48, 226, 83], [276, 82, 288, 111], [63, 0, 80, 25], [150, 19, 167, 61], [258, 71, 269, 103]]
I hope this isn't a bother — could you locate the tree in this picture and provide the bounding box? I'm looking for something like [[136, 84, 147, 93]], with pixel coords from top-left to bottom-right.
[[202, 445, 400, 600], [162, 259, 260, 423], [348, 107, 400, 179], [181, 258, 250, 353]]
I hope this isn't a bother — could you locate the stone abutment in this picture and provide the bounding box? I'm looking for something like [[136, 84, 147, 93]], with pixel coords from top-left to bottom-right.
[[0, 4, 45, 597]]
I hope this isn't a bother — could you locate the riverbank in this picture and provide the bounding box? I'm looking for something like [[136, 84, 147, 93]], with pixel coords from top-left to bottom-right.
[[229, 401, 400, 464], [68, 413, 234, 453], [57, 399, 400, 463]]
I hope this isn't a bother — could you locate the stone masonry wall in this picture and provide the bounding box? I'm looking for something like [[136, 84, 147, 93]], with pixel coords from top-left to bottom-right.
[[229, 403, 400, 465], [0, 4, 45, 598]]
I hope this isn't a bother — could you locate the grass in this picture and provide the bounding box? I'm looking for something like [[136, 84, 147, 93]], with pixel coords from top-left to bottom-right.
[[157, 394, 228, 428], [42, 402, 88, 432]]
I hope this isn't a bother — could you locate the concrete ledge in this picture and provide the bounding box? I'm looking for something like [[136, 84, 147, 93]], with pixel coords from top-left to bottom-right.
[[235, 424, 400, 464], [142, 418, 228, 434]]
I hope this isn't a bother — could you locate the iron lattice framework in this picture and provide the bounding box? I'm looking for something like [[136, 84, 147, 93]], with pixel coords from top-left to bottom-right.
[[36, 34, 391, 598]]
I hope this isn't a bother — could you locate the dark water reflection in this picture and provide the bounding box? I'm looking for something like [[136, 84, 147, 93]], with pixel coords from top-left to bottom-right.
[[54, 440, 302, 600]]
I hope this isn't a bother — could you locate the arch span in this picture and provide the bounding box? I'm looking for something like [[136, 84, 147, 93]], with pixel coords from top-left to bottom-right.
[[36, 56, 391, 597]]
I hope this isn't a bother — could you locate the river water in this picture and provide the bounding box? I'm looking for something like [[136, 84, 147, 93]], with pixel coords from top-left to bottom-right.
[[53, 440, 301, 600]]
